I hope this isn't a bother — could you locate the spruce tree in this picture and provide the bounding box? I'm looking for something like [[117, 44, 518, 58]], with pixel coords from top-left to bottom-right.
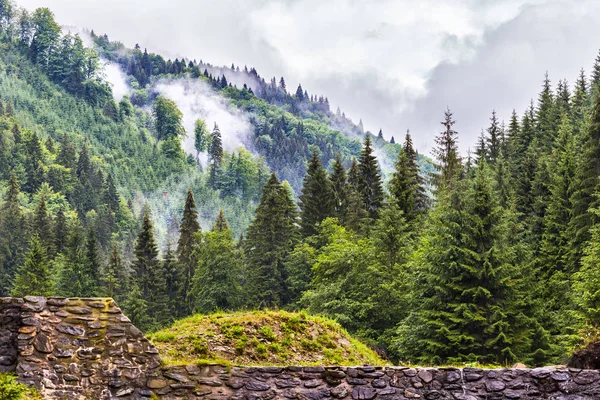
[[571, 69, 589, 141], [388, 132, 427, 223], [24, 132, 44, 193], [486, 110, 501, 164], [569, 89, 600, 271], [209, 122, 224, 188], [244, 174, 299, 307], [299, 149, 334, 237], [213, 209, 229, 232], [82, 230, 101, 296], [396, 163, 536, 364], [162, 244, 179, 316], [11, 235, 53, 297], [357, 136, 384, 220], [535, 72, 559, 153], [53, 207, 67, 254], [104, 244, 127, 303], [537, 115, 577, 334], [193, 212, 242, 313], [132, 207, 170, 328], [431, 108, 461, 191], [33, 193, 53, 255], [330, 154, 349, 225], [0, 172, 27, 294], [176, 189, 201, 316]]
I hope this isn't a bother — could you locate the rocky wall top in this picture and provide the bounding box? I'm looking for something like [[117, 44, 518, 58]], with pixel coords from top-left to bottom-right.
[[1, 297, 600, 400]]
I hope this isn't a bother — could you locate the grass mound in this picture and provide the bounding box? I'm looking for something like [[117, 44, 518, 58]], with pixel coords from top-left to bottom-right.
[[148, 310, 385, 366]]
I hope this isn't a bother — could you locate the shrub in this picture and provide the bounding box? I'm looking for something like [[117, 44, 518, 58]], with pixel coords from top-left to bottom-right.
[[0, 374, 41, 400]]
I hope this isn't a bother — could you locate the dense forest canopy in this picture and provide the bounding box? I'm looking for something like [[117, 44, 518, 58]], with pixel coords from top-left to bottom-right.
[[2, 0, 600, 367]]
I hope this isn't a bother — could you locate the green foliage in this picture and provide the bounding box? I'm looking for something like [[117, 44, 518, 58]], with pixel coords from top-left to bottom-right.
[[0, 374, 41, 400], [299, 149, 334, 237]]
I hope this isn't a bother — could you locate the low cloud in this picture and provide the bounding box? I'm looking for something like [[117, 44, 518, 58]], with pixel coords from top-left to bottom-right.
[[153, 78, 254, 155]]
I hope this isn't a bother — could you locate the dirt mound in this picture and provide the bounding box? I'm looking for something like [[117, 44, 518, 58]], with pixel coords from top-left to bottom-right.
[[147, 310, 385, 366]]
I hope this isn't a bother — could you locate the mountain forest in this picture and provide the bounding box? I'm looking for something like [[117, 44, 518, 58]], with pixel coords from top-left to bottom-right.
[[1, 0, 600, 367]]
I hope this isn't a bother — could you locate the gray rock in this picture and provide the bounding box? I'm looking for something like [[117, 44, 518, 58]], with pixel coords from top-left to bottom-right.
[[351, 387, 377, 400]]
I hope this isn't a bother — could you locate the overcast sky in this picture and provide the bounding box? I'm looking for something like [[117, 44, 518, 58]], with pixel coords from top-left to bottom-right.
[[17, 0, 600, 154]]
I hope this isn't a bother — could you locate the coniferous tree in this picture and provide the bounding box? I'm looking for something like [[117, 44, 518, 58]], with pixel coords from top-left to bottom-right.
[[162, 244, 179, 316], [389, 132, 427, 223], [244, 174, 299, 307], [357, 136, 384, 220], [535, 72, 559, 153], [82, 230, 101, 296], [132, 207, 170, 329], [209, 123, 224, 188], [537, 115, 577, 334], [299, 149, 334, 237], [431, 108, 461, 191], [11, 235, 53, 297], [193, 212, 242, 313], [53, 207, 67, 254], [569, 89, 600, 271], [24, 132, 44, 193], [330, 154, 349, 225], [0, 172, 27, 294], [213, 209, 229, 232], [395, 162, 538, 365], [571, 69, 589, 141], [176, 189, 201, 316], [486, 110, 501, 164], [33, 193, 53, 255], [104, 244, 127, 303]]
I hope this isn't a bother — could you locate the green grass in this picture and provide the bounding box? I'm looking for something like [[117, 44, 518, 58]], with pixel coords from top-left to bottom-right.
[[147, 310, 386, 366]]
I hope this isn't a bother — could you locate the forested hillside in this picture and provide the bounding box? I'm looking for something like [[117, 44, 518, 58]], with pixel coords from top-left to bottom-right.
[[2, 0, 600, 369]]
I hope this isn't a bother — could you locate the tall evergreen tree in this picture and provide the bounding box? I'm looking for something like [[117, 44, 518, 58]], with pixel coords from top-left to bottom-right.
[[0, 172, 27, 294], [431, 108, 461, 191], [209, 122, 224, 188], [132, 207, 170, 329], [11, 235, 53, 297], [33, 193, 53, 254], [389, 132, 427, 223], [299, 149, 334, 237], [395, 162, 538, 365], [357, 136, 384, 220], [176, 189, 201, 316], [193, 212, 242, 313], [569, 89, 600, 271], [104, 244, 127, 303], [244, 174, 299, 307], [53, 207, 67, 254], [330, 154, 349, 225], [486, 110, 501, 164]]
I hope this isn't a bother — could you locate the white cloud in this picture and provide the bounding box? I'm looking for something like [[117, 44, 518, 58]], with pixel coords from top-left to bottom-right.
[[16, 0, 600, 154]]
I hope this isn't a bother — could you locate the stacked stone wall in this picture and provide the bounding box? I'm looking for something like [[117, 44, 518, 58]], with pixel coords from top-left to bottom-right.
[[1, 297, 600, 399]]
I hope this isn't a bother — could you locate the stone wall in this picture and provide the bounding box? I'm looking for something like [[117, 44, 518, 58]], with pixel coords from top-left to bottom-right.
[[2, 297, 600, 400]]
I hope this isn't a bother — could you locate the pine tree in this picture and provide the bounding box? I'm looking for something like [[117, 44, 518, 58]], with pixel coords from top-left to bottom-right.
[[395, 162, 537, 364], [299, 149, 334, 237], [193, 212, 242, 313], [24, 132, 44, 193], [104, 244, 127, 303], [0, 172, 27, 295], [330, 154, 349, 225], [11, 235, 53, 297], [209, 123, 224, 188], [176, 189, 201, 316], [213, 209, 229, 232], [162, 244, 179, 316], [55, 223, 87, 297], [357, 136, 384, 220], [244, 174, 299, 307], [53, 207, 67, 254], [33, 193, 53, 255], [431, 108, 461, 191], [82, 230, 101, 296], [535, 72, 559, 153], [569, 89, 600, 271], [571, 69, 589, 141], [132, 207, 170, 328], [389, 132, 427, 223], [537, 115, 577, 334], [486, 110, 501, 164]]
